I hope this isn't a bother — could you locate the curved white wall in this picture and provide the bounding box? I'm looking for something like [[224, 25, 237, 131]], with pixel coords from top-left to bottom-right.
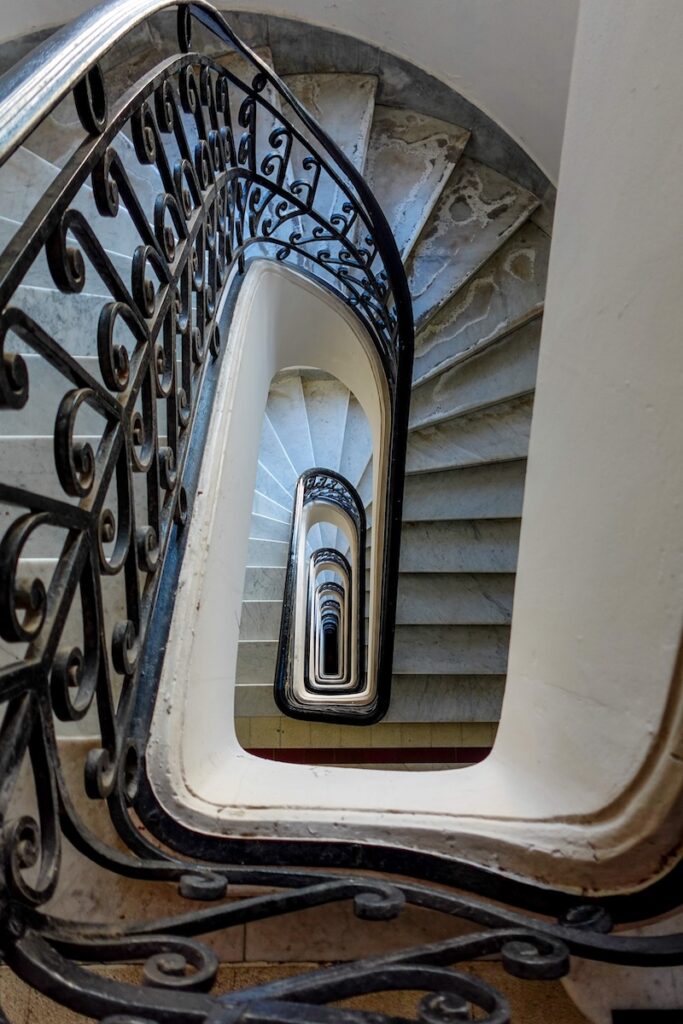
[[1, 0, 578, 182]]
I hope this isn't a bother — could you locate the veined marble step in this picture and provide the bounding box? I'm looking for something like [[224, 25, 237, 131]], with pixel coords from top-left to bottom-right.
[[283, 72, 377, 177], [0, 436, 162, 556], [407, 156, 539, 329], [396, 519, 521, 573], [0, 216, 132, 295], [401, 460, 526, 521], [413, 223, 550, 383], [0, 148, 147, 259], [243, 566, 287, 602], [406, 394, 533, 474], [338, 393, 373, 489], [239, 600, 282, 642], [247, 537, 289, 567], [256, 414, 300, 496], [393, 624, 510, 675], [249, 514, 292, 543], [264, 374, 317, 476], [252, 491, 292, 524], [364, 106, 469, 260], [255, 460, 295, 510], [302, 376, 351, 473], [237, 623, 508, 682], [0, 354, 189, 435], [385, 572, 514, 625], [409, 316, 541, 429], [235, 673, 505, 723]]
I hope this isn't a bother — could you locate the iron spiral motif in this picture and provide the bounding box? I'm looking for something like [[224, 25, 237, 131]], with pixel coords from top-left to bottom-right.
[[0, 2, 681, 1021]]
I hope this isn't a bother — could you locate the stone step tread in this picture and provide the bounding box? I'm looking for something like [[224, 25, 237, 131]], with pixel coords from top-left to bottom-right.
[[406, 394, 533, 474], [407, 155, 540, 329], [412, 221, 550, 384], [400, 459, 526, 521], [282, 72, 378, 175], [364, 105, 470, 260], [409, 315, 541, 430]]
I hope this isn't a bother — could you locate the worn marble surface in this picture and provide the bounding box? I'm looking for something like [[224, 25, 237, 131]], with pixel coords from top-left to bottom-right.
[[413, 225, 549, 383], [392, 623, 509, 675], [409, 316, 541, 428], [283, 73, 377, 173], [252, 490, 291, 523], [397, 519, 520, 574], [401, 460, 526, 521], [239, 599, 283, 642], [393, 572, 514, 625], [242, 566, 287, 602], [365, 105, 469, 258], [246, 536, 289, 568], [338, 393, 373, 488], [0, 147, 143, 258], [249, 512, 292, 543], [407, 156, 539, 328], [406, 395, 533, 473], [255, 459, 295, 509]]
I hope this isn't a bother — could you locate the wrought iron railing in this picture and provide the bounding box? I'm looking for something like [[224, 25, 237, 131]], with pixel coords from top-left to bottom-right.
[[0, 1, 681, 1021], [275, 470, 367, 719]]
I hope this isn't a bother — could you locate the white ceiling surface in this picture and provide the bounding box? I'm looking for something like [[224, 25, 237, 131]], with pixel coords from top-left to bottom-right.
[[3, 0, 579, 182]]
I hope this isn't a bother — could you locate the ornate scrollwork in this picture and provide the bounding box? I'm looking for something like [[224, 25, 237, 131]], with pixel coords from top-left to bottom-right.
[[0, 3, 678, 1023]]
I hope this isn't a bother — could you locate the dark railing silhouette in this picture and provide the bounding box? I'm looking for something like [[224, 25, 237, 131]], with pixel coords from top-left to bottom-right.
[[0, 2, 681, 1022]]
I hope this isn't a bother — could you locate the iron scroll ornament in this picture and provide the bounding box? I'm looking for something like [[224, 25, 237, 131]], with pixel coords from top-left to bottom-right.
[[0, 1, 680, 1021]]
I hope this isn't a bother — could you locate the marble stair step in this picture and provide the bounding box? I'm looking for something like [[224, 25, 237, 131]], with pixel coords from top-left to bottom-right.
[[246, 537, 289, 567], [409, 316, 541, 429], [402, 460, 526, 521], [255, 459, 295, 510], [239, 600, 283, 642], [383, 572, 514, 625], [235, 673, 505, 723], [392, 624, 509, 675], [301, 373, 351, 473], [0, 355, 188, 435], [413, 223, 550, 383], [249, 513, 292, 543], [251, 491, 292, 524], [264, 373, 316, 475], [0, 147, 148, 259], [406, 394, 533, 474], [396, 519, 521, 574], [283, 73, 377, 174], [364, 105, 470, 260], [0, 216, 132, 294], [407, 156, 539, 329], [255, 414, 300, 495], [338, 393, 373, 489], [243, 566, 287, 602], [0, 436, 163, 557], [282, 73, 377, 242]]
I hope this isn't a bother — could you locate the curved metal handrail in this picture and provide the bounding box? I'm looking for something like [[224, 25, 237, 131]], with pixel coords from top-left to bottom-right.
[[0, 0, 414, 362]]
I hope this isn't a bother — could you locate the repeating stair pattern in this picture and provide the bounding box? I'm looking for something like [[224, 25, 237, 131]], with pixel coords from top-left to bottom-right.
[[0, 37, 550, 765], [234, 71, 551, 763]]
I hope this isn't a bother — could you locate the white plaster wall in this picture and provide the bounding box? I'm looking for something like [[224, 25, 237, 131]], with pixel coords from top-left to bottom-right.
[[495, 0, 683, 819], [0, 0, 578, 181]]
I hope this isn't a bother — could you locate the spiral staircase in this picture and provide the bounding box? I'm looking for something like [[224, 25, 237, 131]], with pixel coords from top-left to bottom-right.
[[234, 64, 551, 765]]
